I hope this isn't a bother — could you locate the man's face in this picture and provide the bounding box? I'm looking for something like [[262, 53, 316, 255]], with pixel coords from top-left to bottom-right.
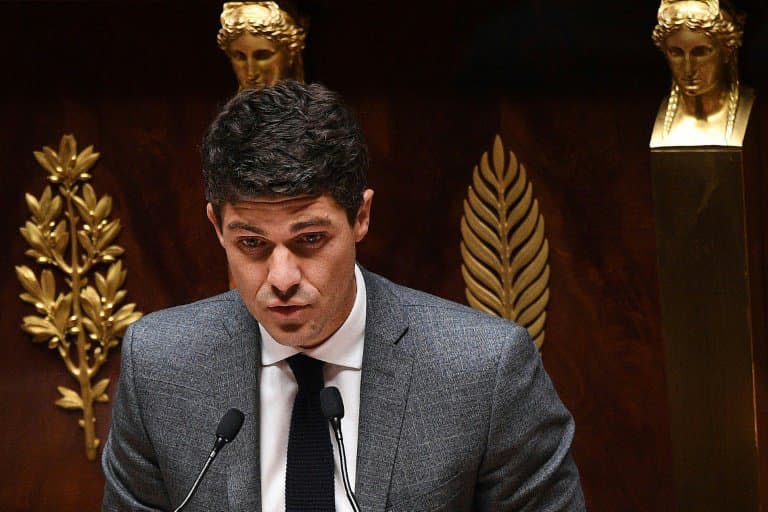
[[227, 33, 290, 90], [208, 191, 373, 348], [664, 27, 727, 97]]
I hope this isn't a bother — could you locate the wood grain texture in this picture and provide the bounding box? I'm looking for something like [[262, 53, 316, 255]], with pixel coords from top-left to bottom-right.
[[0, 1, 767, 511], [499, 95, 676, 512], [653, 149, 759, 511]]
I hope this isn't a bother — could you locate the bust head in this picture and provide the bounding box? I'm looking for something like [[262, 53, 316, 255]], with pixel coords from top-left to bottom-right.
[[650, 0, 750, 145], [652, 0, 744, 97], [218, 2, 306, 91]]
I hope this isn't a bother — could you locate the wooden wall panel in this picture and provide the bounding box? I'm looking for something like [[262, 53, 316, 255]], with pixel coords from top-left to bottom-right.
[[1, 1, 766, 511], [498, 94, 675, 511]]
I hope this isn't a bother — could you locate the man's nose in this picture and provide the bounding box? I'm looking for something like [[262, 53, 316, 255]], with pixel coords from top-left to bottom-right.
[[267, 247, 301, 297]]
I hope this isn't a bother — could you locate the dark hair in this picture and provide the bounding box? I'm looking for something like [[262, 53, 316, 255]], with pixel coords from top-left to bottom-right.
[[201, 80, 368, 224]]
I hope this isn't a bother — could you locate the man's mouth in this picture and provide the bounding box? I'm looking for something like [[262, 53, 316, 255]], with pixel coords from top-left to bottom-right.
[[267, 304, 309, 317]]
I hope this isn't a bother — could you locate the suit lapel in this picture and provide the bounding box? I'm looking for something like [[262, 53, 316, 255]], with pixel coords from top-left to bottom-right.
[[356, 271, 415, 511], [202, 274, 415, 511], [209, 292, 261, 512]]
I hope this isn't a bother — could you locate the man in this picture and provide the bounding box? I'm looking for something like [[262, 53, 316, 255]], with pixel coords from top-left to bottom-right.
[[102, 80, 585, 511]]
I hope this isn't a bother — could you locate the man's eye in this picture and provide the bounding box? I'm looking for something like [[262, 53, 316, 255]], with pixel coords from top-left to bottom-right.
[[300, 233, 325, 245], [239, 238, 266, 250]]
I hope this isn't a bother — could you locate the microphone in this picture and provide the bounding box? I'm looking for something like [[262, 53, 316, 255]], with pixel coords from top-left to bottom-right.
[[320, 387, 360, 512], [172, 408, 245, 512]]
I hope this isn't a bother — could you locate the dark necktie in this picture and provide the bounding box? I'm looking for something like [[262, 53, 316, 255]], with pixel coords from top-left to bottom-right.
[[286, 353, 335, 511]]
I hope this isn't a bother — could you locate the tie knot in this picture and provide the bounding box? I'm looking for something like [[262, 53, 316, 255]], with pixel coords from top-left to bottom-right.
[[287, 353, 325, 391]]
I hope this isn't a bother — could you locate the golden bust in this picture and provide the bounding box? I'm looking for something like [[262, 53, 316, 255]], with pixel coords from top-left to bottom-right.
[[218, 1, 306, 91], [650, 0, 755, 147]]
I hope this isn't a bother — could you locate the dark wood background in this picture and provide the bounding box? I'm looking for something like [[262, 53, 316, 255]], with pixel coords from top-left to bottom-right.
[[1, 1, 767, 510]]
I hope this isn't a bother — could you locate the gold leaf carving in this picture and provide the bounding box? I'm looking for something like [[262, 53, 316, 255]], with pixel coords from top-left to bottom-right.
[[17, 135, 141, 461], [460, 135, 550, 348], [91, 378, 110, 398], [56, 386, 84, 410]]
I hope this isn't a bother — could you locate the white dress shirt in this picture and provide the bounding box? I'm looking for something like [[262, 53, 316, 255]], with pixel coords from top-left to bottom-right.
[[259, 265, 365, 511]]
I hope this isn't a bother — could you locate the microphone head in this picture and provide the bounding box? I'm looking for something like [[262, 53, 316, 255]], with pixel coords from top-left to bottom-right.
[[216, 408, 245, 442], [320, 386, 345, 419]]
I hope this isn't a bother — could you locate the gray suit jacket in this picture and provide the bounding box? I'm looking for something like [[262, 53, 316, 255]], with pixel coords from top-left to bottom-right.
[[102, 270, 584, 511]]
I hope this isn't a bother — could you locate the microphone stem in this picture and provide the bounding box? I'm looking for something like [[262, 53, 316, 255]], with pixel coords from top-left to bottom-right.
[[173, 447, 218, 512], [332, 427, 360, 512]]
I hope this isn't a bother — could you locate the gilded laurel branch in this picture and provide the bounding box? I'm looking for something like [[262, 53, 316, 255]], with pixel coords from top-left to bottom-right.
[[15, 134, 141, 461], [460, 135, 550, 348]]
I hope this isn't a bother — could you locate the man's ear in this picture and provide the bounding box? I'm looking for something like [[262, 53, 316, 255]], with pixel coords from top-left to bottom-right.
[[353, 189, 374, 243], [206, 203, 225, 246]]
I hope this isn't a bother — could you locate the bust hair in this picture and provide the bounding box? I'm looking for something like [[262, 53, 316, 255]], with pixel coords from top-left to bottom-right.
[[652, 0, 745, 51], [201, 80, 369, 224], [217, 2, 306, 58]]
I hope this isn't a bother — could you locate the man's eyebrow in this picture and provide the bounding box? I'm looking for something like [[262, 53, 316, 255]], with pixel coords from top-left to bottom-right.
[[227, 221, 265, 234], [290, 217, 331, 233]]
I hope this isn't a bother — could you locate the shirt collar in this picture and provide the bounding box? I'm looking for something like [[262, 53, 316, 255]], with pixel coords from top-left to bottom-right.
[[260, 264, 366, 370]]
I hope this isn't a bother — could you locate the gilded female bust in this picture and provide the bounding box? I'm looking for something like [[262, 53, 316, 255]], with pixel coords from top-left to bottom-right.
[[218, 1, 306, 91], [650, 0, 754, 147]]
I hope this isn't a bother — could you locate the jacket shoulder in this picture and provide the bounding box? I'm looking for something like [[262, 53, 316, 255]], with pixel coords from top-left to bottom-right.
[[132, 290, 240, 328], [365, 271, 532, 361], [124, 290, 246, 359]]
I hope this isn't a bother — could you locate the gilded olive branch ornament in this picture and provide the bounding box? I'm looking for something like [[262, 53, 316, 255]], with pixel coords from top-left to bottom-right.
[[460, 135, 550, 348], [15, 135, 141, 461]]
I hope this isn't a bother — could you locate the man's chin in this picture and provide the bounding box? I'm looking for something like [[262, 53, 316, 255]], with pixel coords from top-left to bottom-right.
[[265, 323, 325, 348]]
